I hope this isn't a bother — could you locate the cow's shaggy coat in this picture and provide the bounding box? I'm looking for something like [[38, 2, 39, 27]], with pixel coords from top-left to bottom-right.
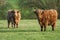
[[34, 9, 58, 31], [7, 9, 21, 28]]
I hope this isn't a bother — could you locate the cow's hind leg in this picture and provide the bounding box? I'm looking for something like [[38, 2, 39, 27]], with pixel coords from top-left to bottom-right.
[[52, 23, 55, 31]]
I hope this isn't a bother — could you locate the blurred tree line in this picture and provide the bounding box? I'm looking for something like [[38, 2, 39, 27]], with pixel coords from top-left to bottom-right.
[[0, 0, 60, 19]]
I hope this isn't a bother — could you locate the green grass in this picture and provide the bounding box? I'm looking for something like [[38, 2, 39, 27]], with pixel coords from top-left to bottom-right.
[[0, 19, 60, 40]]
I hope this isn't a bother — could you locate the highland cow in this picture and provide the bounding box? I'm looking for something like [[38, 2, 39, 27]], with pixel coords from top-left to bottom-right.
[[7, 9, 21, 28], [34, 9, 58, 31]]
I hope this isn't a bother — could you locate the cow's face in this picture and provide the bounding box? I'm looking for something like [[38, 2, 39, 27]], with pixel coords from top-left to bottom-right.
[[34, 9, 43, 19], [12, 10, 20, 17], [34, 10, 38, 16], [34, 9, 40, 16]]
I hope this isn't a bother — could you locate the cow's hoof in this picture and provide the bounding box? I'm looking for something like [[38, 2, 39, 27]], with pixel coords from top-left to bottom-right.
[[52, 30, 54, 31], [41, 30, 43, 31]]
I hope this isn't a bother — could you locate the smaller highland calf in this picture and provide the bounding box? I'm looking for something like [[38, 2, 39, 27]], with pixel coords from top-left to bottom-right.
[[34, 9, 58, 31], [7, 9, 21, 28]]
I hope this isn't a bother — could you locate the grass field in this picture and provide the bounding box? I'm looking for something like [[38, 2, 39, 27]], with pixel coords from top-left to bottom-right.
[[0, 19, 60, 40]]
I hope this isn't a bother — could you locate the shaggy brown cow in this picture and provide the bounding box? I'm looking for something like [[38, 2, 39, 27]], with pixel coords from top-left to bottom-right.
[[7, 9, 21, 28], [34, 9, 58, 31]]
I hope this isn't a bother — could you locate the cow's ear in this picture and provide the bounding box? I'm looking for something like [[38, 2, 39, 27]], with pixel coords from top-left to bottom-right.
[[11, 10, 15, 13], [17, 11, 19, 13], [34, 10, 37, 14]]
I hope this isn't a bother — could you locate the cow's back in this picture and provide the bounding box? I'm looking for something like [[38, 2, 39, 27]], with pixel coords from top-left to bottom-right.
[[43, 9, 58, 25]]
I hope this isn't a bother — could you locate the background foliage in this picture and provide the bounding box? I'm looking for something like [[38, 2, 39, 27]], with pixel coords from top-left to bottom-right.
[[0, 0, 60, 19]]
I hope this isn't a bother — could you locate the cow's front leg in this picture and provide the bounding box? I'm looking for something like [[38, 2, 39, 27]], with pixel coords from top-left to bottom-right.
[[11, 22, 13, 28], [41, 26, 43, 31], [8, 21, 10, 28], [13, 23, 15, 28], [16, 23, 18, 28], [44, 26, 46, 31]]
